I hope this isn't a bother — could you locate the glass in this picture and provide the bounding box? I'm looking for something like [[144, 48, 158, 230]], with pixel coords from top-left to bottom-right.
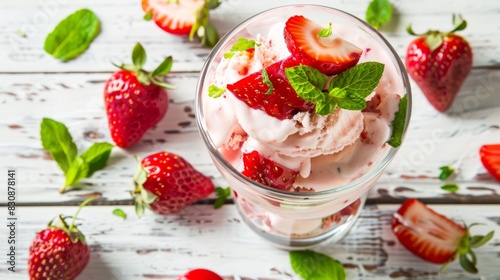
[[195, 5, 411, 248]]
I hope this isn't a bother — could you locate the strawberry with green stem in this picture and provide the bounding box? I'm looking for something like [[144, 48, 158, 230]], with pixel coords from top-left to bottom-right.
[[28, 198, 96, 280], [405, 14, 472, 112], [104, 42, 174, 148]]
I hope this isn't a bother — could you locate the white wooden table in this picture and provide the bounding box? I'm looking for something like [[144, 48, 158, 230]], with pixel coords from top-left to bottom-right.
[[1, 0, 500, 279]]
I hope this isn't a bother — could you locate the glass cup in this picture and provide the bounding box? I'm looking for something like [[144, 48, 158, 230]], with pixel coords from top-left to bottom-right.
[[195, 5, 411, 248]]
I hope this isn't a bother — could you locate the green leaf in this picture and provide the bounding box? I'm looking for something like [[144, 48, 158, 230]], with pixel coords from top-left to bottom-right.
[[80, 142, 114, 177], [136, 71, 151, 86], [44, 9, 100, 61], [132, 43, 147, 69], [285, 65, 329, 113], [112, 208, 127, 219], [64, 156, 89, 188], [335, 94, 367, 111], [387, 94, 408, 148], [200, 21, 220, 48], [141, 188, 158, 204], [290, 250, 346, 280], [262, 69, 273, 94], [459, 254, 478, 274], [470, 231, 495, 248], [151, 56, 173, 77], [134, 163, 148, 186], [214, 187, 231, 209], [135, 199, 145, 217], [224, 37, 259, 59], [206, 0, 221, 9], [208, 84, 226, 98], [425, 32, 444, 52], [441, 183, 459, 193], [365, 0, 393, 30], [40, 118, 78, 174], [143, 12, 153, 21], [439, 166, 455, 180], [328, 62, 385, 99], [318, 22, 333, 37]]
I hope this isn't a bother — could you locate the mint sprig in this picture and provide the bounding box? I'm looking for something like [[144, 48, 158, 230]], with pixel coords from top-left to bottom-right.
[[365, 0, 393, 30], [439, 166, 455, 180], [40, 118, 114, 193], [262, 69, 273, 94], [224, 37, 260, 59], [208, 84, 226, 98], [387, 94, 408, 148], [290, 250, 346, 280], [286, 62, 384, 115]]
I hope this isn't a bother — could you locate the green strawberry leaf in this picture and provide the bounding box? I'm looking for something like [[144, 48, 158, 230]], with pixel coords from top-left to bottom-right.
[[44, 9, 100, 61], [290, 250, 346, 280], [63, 156, 89, 191], [112, 208, 127, 219], [439, 166, 455, 180], [141, 188, 158, 204], [459, 254, 478, 274], [387, 94, 408, 148], [206, 0, 221, 9], [40, 118, 78, 174], [318, 22, 333, 37], [132, 43, 147, 70], [470, 231, 495, 248], [365, 0, 393, 30], [151, 56, 173, 77], [135, 199, 145, 217], [328, 62, 385, 99], [214, 187, 231, 209], [200, 21, 220, 48], [262, 69, 273, 94], [224, 37, 260, 59], [208, 84, 226, 98], [143, 12, 153, 21], [80, 142, 114, 177], [441, 183, 459, 193]]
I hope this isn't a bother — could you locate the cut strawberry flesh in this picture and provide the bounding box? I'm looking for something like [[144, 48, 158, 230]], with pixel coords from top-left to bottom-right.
[[284, 15, 362, 75], [391, 198, 466, 264], [242, 150, 298, 191], [142, 0, 204, 35], [480, 144, 500, 181], [227, 56, 314, 120]]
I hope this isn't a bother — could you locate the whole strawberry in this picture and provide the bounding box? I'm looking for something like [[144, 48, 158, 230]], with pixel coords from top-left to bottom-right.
[[178, 268, 223, 280], [104, 43, 174, 148], [406, 14, 472, 112], [28, 198, 95, 280], [132, 152, 215, 216]]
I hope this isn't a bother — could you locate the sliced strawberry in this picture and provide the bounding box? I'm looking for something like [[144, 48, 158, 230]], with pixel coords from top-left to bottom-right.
[[242, 150, 298, 191], [226, 56, 314, 120], [142, 0, 204, 35], [284, 15, 362, 75], [479, 144, 500, 181]]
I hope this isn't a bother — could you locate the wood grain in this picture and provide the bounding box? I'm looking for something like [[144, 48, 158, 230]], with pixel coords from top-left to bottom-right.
[[0, 204, 498, 279]]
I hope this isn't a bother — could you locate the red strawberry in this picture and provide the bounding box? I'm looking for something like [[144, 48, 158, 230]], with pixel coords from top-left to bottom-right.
[[142, 0, 204, 35], [242, 150, 299, 191], [178, 268, 223, 280], [392, 198, 494, 273], [479, 144, 500, 181], [132, 151, 215, 216], [104, 43, 174, 148], [28, 198, 94, 280], [284, 15, 362, 75], [405, 15, 473, 112], [227, 56, 315, 120]]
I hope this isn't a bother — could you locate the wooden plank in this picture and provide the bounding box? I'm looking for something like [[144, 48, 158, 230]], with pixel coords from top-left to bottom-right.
[[0, 0, 499, 73], [1, 68, 499, 205], [0, 204, 499, 279]]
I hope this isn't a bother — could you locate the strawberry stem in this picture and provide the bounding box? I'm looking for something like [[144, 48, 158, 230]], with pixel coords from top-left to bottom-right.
[[406, 14, 468, 51], [69, 197, 96, 230]]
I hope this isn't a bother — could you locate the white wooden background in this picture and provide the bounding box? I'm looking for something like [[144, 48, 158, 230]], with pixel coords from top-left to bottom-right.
[[1, 0, 500, 279]]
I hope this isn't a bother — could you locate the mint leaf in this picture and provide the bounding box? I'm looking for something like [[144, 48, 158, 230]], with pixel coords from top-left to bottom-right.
[[40, 118, 78, 173], [290, 250, 346, 280], [262, 69, 273, 94], [328, 62, 385, 99], [441, 183, 459, 193], [143, 12, 152, 21], [64, 156, 89, 188], [366, 0, 393, 30], [214, 187, 231, 209], [224, 37, 259, 59], [332, 88, 367, 110], [285, 65, 328, 113], [151, 56, 173, 77], [387, 94, 408, 148], [112, 208, 127, 219], [44, 9, 100, 61], [318, 22, 333, 37], [439, 166, 455, 180], [80, 142, 114, 177], [132, 43, 146, 69], [208, 84, 226, 98]]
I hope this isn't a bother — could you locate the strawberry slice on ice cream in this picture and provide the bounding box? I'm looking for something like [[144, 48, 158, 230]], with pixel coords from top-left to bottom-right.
[[284, 15, 362, 75], [392, 198, 494, 273]]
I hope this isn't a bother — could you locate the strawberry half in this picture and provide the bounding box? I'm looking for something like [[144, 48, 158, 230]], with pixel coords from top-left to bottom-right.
[[28, 198, 95, 280], [227, 56, 314, 120], [479, 144, 500, 181], [178, 268, 223, 280], [284, 15, 362, 75], [242, 150, 299, 191], [142, 0, 204, 35], [132, 152, 215, 216], [392, 198, 494, 273]]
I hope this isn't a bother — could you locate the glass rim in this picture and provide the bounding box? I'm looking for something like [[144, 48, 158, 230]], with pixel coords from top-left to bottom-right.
[[195, 4, 412, 199]]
